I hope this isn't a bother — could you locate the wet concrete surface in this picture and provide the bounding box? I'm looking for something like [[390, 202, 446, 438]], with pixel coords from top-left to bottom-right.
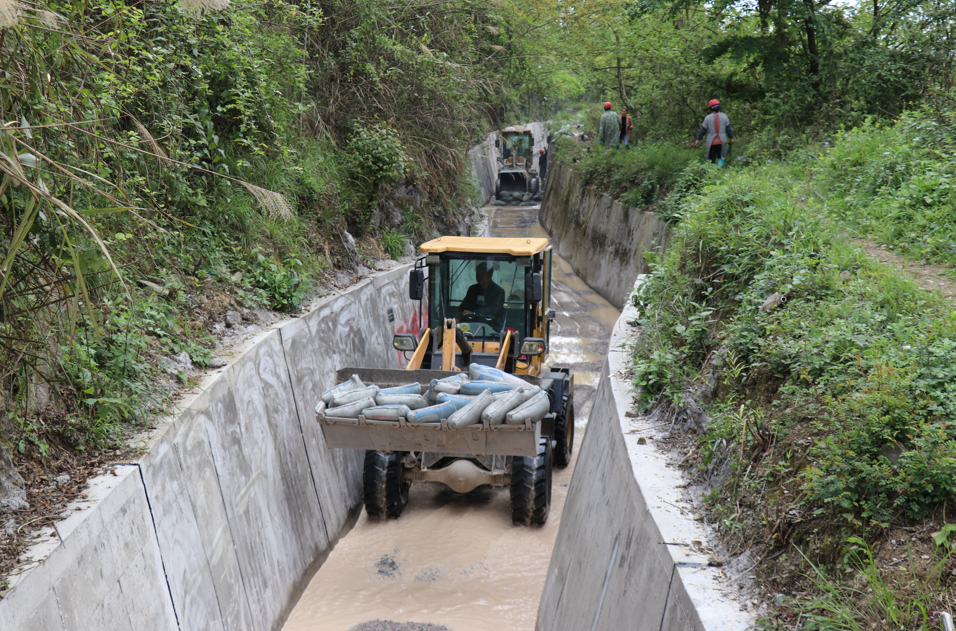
[[282, 204, 620, 631]]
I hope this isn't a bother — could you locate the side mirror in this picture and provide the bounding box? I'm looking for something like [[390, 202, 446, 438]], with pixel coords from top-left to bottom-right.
[[393, 334, 418, 352], [519, 338, 546, 355], [409, 269, 425, 301], [526, 271, 542, 302]]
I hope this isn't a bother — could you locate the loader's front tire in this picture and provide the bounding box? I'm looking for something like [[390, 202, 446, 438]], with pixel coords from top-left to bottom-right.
[[510, 437, 552, 526], [553, 401, 574, 469], [363, 450, 409, 520]]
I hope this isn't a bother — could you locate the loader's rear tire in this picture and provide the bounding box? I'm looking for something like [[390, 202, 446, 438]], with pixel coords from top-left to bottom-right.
[[510, 437, 552, 526], [553, 401, 574, 469], [363, 450, 409, 520]]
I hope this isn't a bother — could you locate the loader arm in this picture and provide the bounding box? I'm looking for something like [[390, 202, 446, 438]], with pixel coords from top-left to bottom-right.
[[405, 328, 431, 370]]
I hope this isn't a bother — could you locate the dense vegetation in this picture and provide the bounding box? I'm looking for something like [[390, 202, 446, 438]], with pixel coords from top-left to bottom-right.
[[0, 0, 555, 455]]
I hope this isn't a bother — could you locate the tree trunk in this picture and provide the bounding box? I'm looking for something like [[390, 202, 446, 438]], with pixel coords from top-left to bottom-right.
[[614, 32, 633, 114], [803, 0, 821, 90]]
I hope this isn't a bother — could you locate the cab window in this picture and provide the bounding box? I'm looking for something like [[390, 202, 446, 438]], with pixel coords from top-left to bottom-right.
[[428, 257, 528, 338]]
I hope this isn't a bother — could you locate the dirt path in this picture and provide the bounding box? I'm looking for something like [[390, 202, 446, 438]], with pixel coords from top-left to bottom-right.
[[854, 239, 956, 301]]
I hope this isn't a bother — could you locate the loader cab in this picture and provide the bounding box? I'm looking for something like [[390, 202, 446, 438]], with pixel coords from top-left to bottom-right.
[[397, 237, 555, 376]]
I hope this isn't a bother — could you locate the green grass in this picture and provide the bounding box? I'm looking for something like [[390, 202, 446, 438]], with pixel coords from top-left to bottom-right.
[[814, 103, 956, 265], [618, 149, 956, 621], [567, 139, 702, 208]]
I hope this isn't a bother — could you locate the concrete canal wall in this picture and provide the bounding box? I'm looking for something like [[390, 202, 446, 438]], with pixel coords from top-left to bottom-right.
[[535, 280, 753, 630], [536, 162, 752, 629], [0, 265, 419, 631], [538, 162, 672, 310]]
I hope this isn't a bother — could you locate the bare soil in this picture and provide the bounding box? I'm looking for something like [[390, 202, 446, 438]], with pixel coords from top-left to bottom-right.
[[853, 239, 956, 302], [0, 407, 136, 596]]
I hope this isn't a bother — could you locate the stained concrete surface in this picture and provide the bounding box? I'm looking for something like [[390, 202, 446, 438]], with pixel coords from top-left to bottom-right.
[[538, 162, 671, 309], [535, 278, 754, 630], [0, 264, 421, 631]]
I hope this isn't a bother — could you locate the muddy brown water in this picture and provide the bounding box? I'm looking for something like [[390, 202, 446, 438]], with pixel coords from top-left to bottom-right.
[[282, 205, 620, 631]]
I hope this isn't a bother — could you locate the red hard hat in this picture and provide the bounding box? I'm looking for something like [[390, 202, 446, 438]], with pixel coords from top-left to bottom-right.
[[539, 148, 544, 153], [708, 99, 721, 107], [604, 101, 612, 108]]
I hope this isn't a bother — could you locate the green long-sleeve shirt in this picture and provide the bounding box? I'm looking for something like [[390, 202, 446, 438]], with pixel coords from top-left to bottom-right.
[[599, 110, 620, 147]]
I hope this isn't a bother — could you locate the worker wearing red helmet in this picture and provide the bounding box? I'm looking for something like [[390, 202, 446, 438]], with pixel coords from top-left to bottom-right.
[[693, 99, 733, 165], [598, 101, 619, 148]]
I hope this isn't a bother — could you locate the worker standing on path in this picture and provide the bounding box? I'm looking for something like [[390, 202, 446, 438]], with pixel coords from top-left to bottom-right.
[[598, 102, 619, 148], [538, 148, 548, 182], [694, 99, 733, 165], [619, 107, 633, 149]]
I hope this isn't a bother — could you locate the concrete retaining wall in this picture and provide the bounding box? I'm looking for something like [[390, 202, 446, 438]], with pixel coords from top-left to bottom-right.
[[536, 278, 753, 631], [538, 162, 671, 310], [0, 265, 420, 631]]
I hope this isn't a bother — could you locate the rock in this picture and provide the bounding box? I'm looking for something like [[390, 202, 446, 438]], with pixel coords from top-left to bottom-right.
[[693, 512, 703, 521], [637, 437, 647, 445], [225, 311, 242, 328], [682, 397, 710, 432], [208, 357, 228, 368], [54, 473, 70, 486], [376, 260, 398, 271], [521, 192, 533, 202], [159, 351, 194, 377], [230, 271, 243, 283], [0, 447, 28, 511], [3, 518, 16, 537], [339, 228, 362, 270]]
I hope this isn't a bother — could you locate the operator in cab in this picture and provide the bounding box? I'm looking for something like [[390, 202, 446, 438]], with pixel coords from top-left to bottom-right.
[[459, 262, 506, 327]]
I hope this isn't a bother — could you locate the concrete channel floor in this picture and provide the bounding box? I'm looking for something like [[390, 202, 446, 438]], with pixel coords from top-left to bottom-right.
[[281, 204, 619, 631]]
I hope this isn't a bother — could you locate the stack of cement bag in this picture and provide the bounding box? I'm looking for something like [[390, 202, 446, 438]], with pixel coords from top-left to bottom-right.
[[320, 364, 549, 428], [493, 191, 543, 207]]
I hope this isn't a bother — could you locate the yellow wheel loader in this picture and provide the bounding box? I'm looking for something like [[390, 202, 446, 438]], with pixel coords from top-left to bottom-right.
[[316, 237, 573, 526]]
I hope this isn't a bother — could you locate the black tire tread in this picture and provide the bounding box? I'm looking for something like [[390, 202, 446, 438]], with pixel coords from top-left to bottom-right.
[[363, 450, 408, 520], [510, 437, 552, 526], [553, 400, 574, 468]]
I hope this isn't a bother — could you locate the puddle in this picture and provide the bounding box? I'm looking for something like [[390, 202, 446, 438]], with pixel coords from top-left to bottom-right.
[[589, 306, 622, 332], [571, 371, 602, 389], [547, 336, 602, 365]]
